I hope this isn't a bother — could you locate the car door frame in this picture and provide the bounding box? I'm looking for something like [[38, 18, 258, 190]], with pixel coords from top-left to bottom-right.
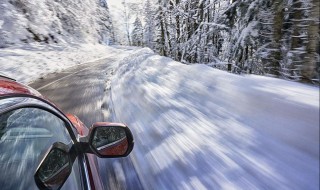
[[0, 94, 92, 190]]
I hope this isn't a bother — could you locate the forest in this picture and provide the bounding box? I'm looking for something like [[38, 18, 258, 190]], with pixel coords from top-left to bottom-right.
[[1, 0, 318, 83], [0, 0, 113, 46], [117, 0, 319, 83]]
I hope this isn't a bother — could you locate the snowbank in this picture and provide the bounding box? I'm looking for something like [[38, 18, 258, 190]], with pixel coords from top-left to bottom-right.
[[111, 48, 319, 189], [0, 44, 121, 83]]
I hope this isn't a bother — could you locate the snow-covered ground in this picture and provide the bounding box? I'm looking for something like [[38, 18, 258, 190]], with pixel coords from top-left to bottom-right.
[[0, 44, 122, 83], [111, 48, 319, 189], [0, 45, 318, 189]]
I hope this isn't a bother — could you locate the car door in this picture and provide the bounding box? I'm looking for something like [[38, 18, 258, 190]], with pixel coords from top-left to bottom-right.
[[0, 97, 84, 190]]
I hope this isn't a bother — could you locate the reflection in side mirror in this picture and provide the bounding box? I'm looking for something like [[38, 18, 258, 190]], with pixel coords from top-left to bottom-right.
[[89, 123, 134, 158], [34, 142, 72, 190]]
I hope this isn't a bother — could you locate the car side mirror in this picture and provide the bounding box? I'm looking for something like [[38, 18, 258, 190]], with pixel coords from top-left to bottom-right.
[[33, 123, 134, 190], [88, 122, 134, 158], [34, 142, 74, 190]]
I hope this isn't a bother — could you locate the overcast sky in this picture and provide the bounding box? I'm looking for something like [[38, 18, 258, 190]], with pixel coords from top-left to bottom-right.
[[107, 0, 122, 9], [107, 0, 123, 18], [107, 0, 145, 24], [107, 0, 145, 43], [107, 0, 144, 10]]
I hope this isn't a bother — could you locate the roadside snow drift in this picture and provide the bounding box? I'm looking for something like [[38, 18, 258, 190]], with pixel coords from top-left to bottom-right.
[[111, 48, 319, 189]]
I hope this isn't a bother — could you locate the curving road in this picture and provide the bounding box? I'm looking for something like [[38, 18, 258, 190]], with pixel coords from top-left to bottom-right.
[[30, 54, 143, 190]]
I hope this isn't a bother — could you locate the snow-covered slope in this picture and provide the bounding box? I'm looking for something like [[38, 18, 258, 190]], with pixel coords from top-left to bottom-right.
[[111, 48, 319, 189], [0, 0, 112, 47]]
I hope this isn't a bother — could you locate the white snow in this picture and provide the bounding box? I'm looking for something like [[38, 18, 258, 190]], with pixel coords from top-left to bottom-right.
[[0, 44, 122, 84], [0, 44, 318, 189], [0, 0, 112, 46], [111, 48, 319, 190]]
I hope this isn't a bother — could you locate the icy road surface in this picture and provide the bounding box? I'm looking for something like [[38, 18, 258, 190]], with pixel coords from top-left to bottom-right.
[[111, 48, 319, 190]]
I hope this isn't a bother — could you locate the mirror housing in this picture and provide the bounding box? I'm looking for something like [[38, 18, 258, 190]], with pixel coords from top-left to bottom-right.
[[88, 122, 134, 158], [34, 123, 134, 189], [34, 142, 74, 190]]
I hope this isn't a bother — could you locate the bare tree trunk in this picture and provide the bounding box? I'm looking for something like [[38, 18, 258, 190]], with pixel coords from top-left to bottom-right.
[[164, 18, 172, 56], [270, 0, 284, 76], [160, 17, 166, 56], [302, 0, 319, 82], [291, 0, 302, 51], [158, 0, 166, 56], [245, 45, 249, 61], [164, 1, 173, 57], [175, 0, 182, 61], [196, 0, 205, 63], [290, 0, 303, 78]]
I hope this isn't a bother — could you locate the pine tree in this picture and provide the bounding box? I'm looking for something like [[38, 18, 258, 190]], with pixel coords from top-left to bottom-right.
[[122, 0, 132, 45], [142, 0, 319, 83], [96, 0, 114, 44], [132, 17, 144, 46], [144, 0, 155, 49], [154, 0, 167, 56]]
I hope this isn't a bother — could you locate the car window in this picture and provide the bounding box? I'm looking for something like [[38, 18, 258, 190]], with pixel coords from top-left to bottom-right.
[[0, 107, 82, 190]]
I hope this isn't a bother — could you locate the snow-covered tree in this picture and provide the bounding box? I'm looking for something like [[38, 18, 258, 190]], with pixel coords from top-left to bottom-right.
[[0, 0, 114, 46], [121, 0, 132, 45], [131, 17, 144, 46], [141, 0, 319, 83], [143, 0, 155, 49], [154, 0, 167, 56], [96, 0, 114, 44]]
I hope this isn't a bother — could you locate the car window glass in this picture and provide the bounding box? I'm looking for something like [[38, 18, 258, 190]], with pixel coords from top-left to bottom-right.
[[0, 107, 82, 190], [0, 97, 28, 110]]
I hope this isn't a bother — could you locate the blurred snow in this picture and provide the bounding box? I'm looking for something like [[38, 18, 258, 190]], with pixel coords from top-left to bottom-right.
[[0, 0, 112, 47], [1, 44, 318, 189], [0, 44, 121, 83], [111, 48, 319, 189]]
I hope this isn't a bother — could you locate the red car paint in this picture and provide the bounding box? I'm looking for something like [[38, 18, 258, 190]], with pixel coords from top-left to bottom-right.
[[91, 122, 129, 156], [0, 76, 103, 190], [0, 78, 42, 96], [66, 114, 89, 137]]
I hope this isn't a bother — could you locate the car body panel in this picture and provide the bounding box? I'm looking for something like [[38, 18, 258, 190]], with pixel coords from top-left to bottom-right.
[[66, 114, 89, 137], [0, 77, 83, 135], [0, 77, 42, 97], [0, 76, 104, 190], [86, 154, 104, 190]]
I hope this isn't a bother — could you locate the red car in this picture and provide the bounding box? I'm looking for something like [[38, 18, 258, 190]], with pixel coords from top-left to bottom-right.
[[0, 74, 134, 190]]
